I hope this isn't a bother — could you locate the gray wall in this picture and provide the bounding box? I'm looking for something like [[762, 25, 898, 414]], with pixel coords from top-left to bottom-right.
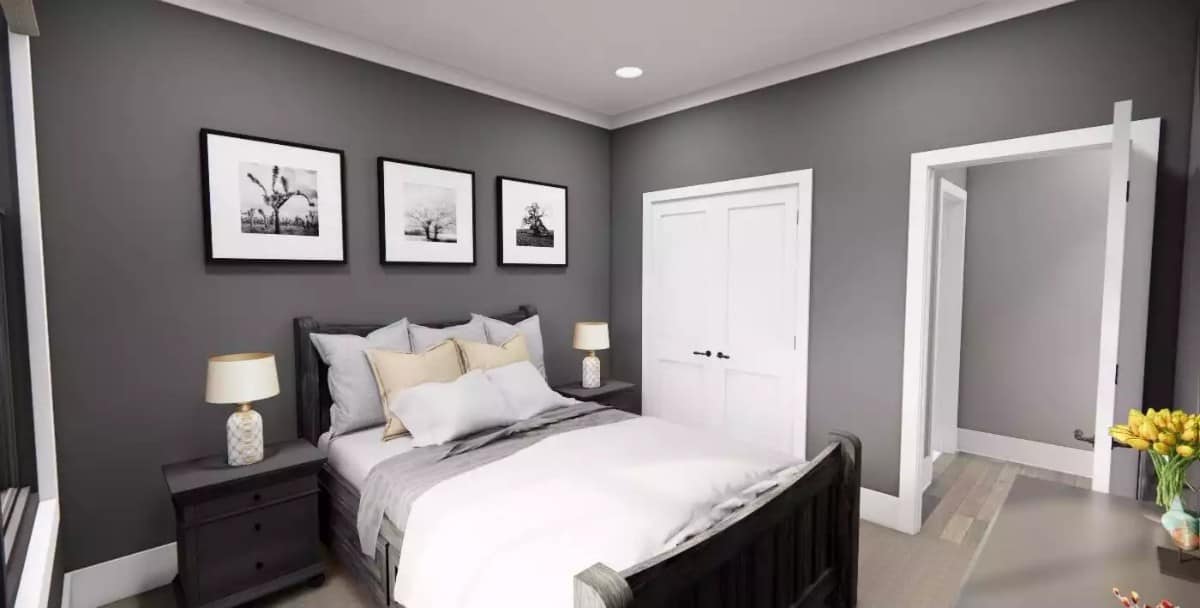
[[1176, 21, 1200, 413], [958, 150, 1110, 449], [611, 0, 1199, 496], [33, 0, 611, 571]]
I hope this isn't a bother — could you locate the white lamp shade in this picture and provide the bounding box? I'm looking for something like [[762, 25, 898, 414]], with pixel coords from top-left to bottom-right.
[[573, 322, 610, 351], [205, 352, 280, 404]]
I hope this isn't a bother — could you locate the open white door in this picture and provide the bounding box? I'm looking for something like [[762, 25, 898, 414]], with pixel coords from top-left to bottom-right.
[[1090, 100, 1132, 494]]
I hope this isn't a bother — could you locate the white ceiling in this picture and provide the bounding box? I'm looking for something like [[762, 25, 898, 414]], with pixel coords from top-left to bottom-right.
[[167, 0, 1072, 128]]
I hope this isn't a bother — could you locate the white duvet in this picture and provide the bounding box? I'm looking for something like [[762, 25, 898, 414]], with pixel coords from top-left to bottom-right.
[[393, 416, 793, 608]]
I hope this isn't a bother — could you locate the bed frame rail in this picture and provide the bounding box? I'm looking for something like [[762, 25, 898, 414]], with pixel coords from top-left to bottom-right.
[[575, 432, 861, 608]]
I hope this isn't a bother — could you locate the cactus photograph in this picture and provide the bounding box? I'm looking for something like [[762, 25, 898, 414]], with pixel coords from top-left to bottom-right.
[[239, 162, 319, 237]]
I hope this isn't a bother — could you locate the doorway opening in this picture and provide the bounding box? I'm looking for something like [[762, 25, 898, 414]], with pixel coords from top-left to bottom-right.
[[895, 102, 1161, 534]]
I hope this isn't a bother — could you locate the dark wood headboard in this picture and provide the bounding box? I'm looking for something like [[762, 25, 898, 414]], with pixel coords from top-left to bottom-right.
[[293, 305, 538, 445]]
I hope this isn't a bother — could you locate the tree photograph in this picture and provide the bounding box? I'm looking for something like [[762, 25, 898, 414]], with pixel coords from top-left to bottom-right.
[[238, 162, 319, 236], [403, 182, 458, 243], [516, 201, 554, 247]]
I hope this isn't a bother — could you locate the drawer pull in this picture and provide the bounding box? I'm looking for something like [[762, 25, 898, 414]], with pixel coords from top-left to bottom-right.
[[255, 561, 264, 570], [253, 522, 262, 532], [253, 493, 262, 502]]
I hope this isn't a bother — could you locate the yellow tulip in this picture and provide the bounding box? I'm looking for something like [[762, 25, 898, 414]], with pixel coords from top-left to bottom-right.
[[1161, 432, 1177, 446], [1139, 420, 1159, 441], [1127, 438, 1151, 450], [1182, 429, 1197, 443], [1177, 445, 1195, 458], [1109, 428, 1135, 446], [1129, 409, 1145, 429], [1153, 442, 1171, 455]]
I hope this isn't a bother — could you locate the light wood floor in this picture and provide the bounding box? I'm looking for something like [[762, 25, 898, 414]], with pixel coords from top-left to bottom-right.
[[107, 453, 1086, 608], [857, 453, 1088, 608]]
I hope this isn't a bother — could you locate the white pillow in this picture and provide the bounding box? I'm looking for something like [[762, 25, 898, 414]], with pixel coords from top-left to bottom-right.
[[409, 317, 487, 352], [310, 319, 412, 437], [474, 314, 547, 378], [388, 370, 516, 447], [484, 361, 574, 420]]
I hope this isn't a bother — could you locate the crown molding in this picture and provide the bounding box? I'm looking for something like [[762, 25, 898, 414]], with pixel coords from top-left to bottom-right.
[[159, 0, 612, 128], [609, 0, 1074, 128], [163, 0, 1074, 131]]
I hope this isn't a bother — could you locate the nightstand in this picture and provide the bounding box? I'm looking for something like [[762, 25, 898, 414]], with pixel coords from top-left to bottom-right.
[[162, 439, 325, 608], [554, 379, 639, 415]]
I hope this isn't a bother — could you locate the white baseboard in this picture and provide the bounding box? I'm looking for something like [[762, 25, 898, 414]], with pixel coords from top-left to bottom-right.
[[63, 542, 176, 608], [957, 428, 1092, 478], [860, 488, 901, 530]]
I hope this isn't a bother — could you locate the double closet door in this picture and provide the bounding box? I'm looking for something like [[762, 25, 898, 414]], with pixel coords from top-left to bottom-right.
[[642, 172, 810, 458]]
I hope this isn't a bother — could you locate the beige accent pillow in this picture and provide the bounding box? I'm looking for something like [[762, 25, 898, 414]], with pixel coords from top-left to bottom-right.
[[455, 334, 530, 371], [365, 340, 464, 440]]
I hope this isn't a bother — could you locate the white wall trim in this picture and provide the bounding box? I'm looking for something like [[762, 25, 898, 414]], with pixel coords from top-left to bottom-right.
[[160, 0, 1072, 130], [9, 29, 63, 608], [860, 488, 900, 531], [8, 30, 56, 501], [158, 0, 610, 128], [15, 499, 58, 608], [896, 116, 1160, 535], [957, 429, 1093, 478], [63, 543, 177, 608], [610, 0, 1074, 128]]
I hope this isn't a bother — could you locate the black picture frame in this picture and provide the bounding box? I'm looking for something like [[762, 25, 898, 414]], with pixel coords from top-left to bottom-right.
[[496, 176, 569, 267], [377, 157, 477, 265], [200, 128, 348, 264]]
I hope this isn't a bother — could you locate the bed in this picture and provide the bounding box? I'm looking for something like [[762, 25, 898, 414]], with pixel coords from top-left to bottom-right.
[[295, 305, 861, 608]]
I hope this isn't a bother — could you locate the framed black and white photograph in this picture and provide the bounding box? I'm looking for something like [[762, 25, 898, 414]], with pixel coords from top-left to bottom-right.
[[496, 176, 567, 266], [201, 129, 346, 263], [378, 158, 475, 264]]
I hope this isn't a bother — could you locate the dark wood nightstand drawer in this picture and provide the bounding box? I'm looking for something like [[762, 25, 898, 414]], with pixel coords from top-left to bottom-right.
[[184, 475, 315, 525], [192, 495, 319, 604]]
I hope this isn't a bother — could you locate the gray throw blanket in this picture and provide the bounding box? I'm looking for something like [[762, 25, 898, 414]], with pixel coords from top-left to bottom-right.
[[357, 403, 633, 555]]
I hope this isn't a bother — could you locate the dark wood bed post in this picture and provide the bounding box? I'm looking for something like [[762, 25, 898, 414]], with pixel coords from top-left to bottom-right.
[[573, 431, 862, 608]]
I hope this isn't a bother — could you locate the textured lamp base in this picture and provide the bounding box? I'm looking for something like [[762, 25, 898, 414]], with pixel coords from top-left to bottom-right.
[[582, 352, 601, 389], [227, 405, 263, 466]]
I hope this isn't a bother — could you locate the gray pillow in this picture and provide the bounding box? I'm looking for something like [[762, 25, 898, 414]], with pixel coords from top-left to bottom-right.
[[409, 316, 487, 352], [309, 319, 412, 437], [474, 313, 546, 378]]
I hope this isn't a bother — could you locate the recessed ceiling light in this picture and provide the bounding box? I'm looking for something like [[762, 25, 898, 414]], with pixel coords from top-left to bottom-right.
[[615, 66, 644, 79]]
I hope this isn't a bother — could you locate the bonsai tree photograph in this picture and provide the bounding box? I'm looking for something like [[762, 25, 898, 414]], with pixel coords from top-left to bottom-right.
[[239, 162, 319, 237]]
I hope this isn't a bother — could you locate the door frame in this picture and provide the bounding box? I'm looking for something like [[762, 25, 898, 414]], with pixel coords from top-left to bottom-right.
[[895, 112, 1160, 534], [642, 169, 813, 458], [922, 178, 968, 491]]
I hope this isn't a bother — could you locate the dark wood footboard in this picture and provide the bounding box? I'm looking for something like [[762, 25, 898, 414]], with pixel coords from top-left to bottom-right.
[[575, 432, 862, 608]]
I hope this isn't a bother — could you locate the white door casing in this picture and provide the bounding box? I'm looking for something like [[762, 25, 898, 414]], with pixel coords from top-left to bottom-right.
[[643, 170, 812, 459], [896, 104, 1159, 534], [929, 179, 967, 456]]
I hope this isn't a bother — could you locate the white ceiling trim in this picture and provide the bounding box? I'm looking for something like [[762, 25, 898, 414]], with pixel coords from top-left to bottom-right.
[[162, 0, 1072, 131], [159, 0, 612, 128], [610, 0, 1074, 128]]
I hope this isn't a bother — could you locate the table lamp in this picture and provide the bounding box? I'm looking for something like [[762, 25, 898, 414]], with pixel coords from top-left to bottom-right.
[[573, 322, 609, 389], [205, 352, 279, 466]]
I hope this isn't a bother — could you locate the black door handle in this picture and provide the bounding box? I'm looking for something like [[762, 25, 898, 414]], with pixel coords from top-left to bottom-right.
[[692, 350, 711, 357], [716, 352, 731, 359]]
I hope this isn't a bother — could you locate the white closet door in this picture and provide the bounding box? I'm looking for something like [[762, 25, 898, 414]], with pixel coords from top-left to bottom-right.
[[643, 196, 722, 430], [713, 187, 799, 455]]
